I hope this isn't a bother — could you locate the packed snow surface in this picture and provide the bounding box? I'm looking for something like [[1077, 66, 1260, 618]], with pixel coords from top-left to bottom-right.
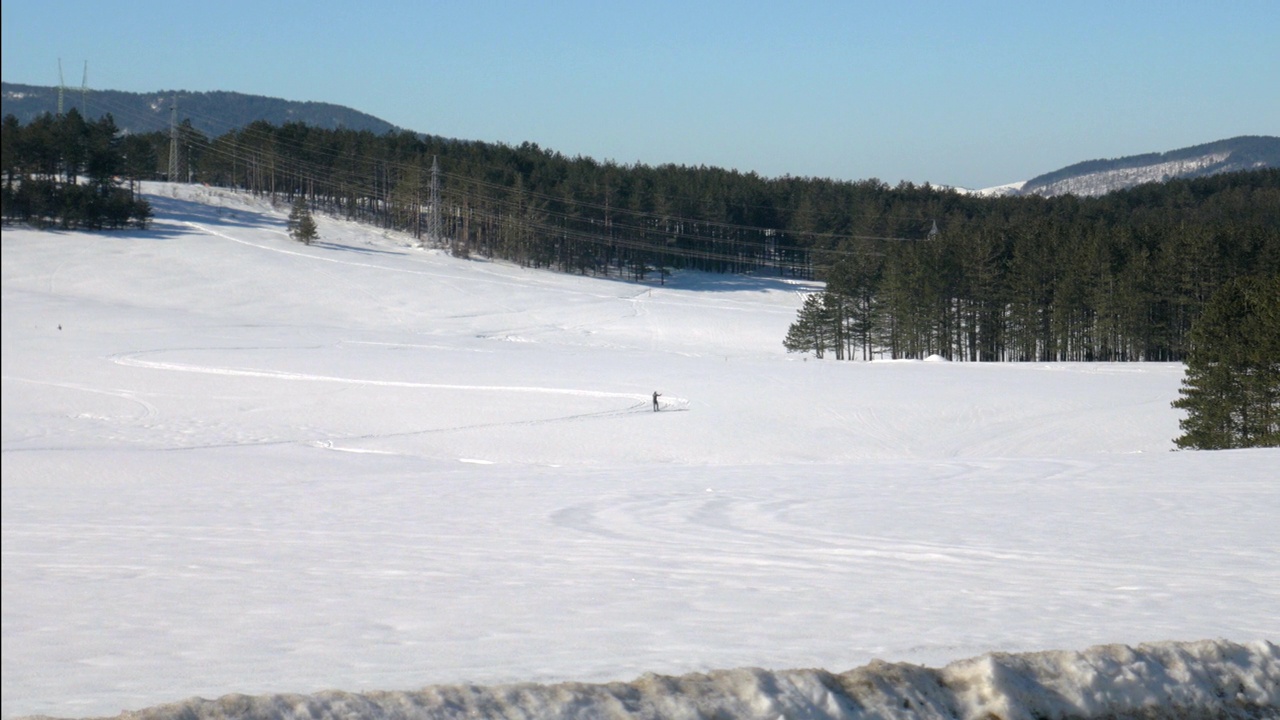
[[2, 184, 1277, 719]]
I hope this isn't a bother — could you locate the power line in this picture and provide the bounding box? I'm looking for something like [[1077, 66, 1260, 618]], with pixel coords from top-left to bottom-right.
[[31, 92, 935, 268], [77, 90, 942, 231]]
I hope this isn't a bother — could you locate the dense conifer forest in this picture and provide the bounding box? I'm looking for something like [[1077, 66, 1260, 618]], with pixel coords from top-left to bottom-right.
[[4, 113, 1277, 362], [1, 110, 152, 229]]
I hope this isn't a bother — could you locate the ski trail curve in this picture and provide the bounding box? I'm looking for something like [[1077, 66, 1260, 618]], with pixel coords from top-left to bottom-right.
[[111, 351, 650, 402]]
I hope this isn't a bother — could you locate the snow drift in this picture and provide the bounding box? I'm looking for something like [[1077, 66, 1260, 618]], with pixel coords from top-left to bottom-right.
[[31, 640, 1275, 720]]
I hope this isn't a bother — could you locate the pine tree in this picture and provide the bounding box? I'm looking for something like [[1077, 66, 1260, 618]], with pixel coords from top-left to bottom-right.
[[288, 197, 317, 245], [1173, 275, 1280, 449], [295, 211, 318, 245], [784, 292, 836, 358]]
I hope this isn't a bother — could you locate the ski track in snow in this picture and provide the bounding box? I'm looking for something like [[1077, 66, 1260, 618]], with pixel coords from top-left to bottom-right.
[[111, 349, 652, 401], [3, 376, 161, 422]]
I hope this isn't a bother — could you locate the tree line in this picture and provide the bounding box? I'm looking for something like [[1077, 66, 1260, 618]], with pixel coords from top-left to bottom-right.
[[1, 110, 153, 229], [169, 120, 815, 281], [4, 114, 1276, 364], [786, 171, 1278, 362]]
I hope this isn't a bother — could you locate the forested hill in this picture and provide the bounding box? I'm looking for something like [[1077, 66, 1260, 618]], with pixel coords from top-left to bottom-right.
[[1016, 136, 1280, 198], [1, 82, 399, 137]]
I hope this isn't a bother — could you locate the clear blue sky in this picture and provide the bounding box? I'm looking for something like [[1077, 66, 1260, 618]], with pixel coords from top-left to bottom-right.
[[3, 0, 1277, 189]]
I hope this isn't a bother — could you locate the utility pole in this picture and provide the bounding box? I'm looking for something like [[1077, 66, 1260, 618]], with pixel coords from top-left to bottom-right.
[[414, 171, 422, 241], [426, 155, 441, 247], [168, 97, 180, 183]]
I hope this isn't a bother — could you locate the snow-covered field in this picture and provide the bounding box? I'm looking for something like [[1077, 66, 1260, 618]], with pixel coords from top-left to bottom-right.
[[2, 184, 1277, 719]]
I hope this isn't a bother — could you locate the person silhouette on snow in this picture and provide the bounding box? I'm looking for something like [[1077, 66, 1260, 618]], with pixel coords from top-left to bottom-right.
[[653, 391, 661, 412]]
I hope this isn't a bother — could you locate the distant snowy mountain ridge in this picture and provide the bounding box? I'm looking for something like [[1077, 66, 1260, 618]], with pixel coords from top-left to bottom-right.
[[970, 180, 1027, 197], [973, 135, 1279, 198]]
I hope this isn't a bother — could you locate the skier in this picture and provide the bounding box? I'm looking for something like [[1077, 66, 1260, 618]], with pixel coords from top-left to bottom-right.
[[653, 391, 661, 412]]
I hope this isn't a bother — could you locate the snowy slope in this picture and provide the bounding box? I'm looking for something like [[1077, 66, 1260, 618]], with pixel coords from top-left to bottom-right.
[[1017, 136, 1279, 197], [1021, 151, 1234, 197], [2, 184, 1277, 719], [971, 180, 1027, 197], [966, 136, 1278, 198]]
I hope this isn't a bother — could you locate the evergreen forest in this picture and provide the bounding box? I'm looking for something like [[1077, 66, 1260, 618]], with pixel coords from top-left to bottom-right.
[[3, 113, 1277, 363], [1, 110, 152, 229]]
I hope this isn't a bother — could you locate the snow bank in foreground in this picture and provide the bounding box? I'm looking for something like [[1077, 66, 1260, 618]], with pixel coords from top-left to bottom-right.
[[42, 640, 1276, 720]]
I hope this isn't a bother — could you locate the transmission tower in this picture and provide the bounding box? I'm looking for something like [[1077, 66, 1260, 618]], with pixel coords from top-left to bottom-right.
[[426, 155, 442, 247], [168, 97, 180, 182], [80, 61, 89, 116], [57, 59, 65, 116]]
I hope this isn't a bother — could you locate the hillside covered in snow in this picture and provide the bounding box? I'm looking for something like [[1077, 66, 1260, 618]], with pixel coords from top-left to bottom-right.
[[3, 184, 1277, 719], [1005, 136, 1279, 198]]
